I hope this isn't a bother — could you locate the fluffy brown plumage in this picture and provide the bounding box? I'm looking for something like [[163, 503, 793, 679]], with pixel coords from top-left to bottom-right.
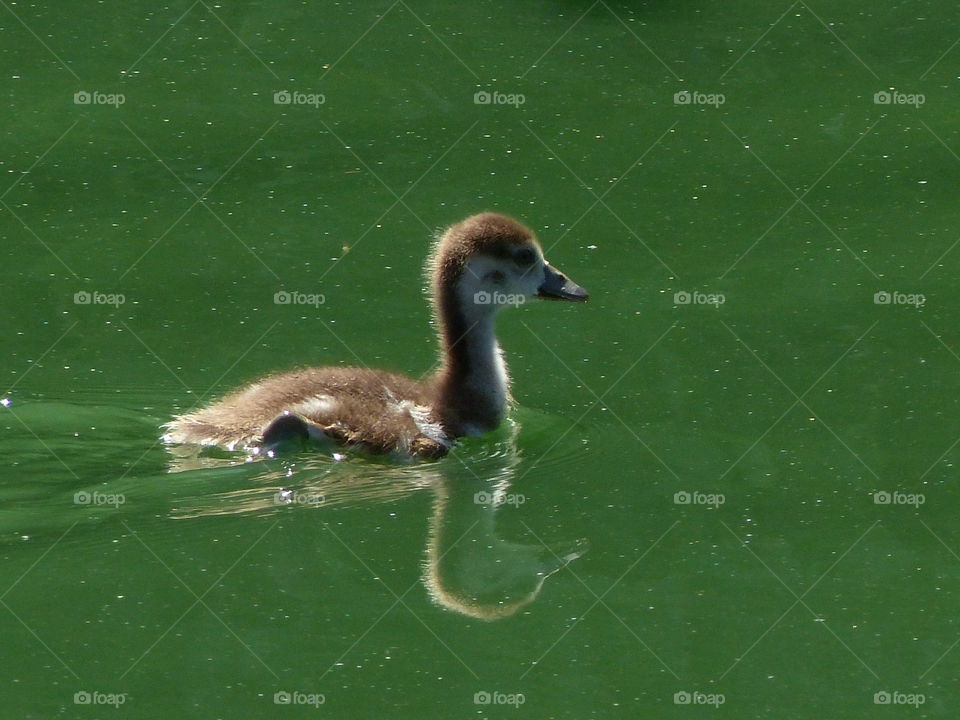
[[163, 212, 588, 459]]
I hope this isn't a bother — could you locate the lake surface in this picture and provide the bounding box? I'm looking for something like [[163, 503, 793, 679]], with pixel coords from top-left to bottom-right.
[[3, 1, 959, 717]]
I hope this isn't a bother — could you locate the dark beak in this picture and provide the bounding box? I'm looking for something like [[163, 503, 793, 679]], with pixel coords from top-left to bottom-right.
[[537, 262, 588, 302]]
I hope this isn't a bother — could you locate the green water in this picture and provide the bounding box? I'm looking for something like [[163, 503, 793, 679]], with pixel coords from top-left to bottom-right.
[[3, 1, 960, 717]]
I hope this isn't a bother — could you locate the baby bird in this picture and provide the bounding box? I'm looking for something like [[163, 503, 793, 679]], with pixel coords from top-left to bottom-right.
[[162, 212, 588, 458]]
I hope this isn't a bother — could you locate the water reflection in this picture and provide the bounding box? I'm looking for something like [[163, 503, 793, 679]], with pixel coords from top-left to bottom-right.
[[424, 472, 588, 620], [168, 419, 588, 620]]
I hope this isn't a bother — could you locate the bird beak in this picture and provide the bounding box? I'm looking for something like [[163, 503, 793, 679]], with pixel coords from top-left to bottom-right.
[[537, 262, 588, 302]]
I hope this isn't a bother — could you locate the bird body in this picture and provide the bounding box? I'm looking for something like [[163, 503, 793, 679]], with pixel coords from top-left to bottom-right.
[[162, 212, 588, 459]]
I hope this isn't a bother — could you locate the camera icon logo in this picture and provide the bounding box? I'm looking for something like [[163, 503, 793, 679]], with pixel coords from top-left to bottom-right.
[[873, 491, 891, 505], [74, 691, 92, 705], [473, 691, 491, 705], [74, 491, 91, 505], [74, 291, 92, 304], [673, 91, 692, 105], [73, 91, 91, 105], [873, 291, 891, 304], [873, 91, 892, 105], [674, 291, 691, 305], [274, 90, 292, 105], [473, 491, 492, 505], [673, 691, 691, 704], [874, 691, 891, 704], [473, 290, 491, 305], [673, 491, 691, 505], [274, 691, 292, 705], [474, 91, 491, 105], [274, 290, 292, 305]]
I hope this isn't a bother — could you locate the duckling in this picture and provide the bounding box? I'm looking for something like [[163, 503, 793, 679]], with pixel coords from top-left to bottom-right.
[[162, 212, 588, 459]]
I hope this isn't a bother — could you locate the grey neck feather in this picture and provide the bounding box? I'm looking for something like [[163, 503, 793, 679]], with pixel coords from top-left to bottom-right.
[[434, 288, 510, 434]]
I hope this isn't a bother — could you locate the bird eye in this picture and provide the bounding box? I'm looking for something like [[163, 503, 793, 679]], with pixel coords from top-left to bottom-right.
[[515, 248, 536, 266]]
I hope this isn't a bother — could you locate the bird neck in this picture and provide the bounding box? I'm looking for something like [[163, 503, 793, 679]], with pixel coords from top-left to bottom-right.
[[432, 283, 510, 435]]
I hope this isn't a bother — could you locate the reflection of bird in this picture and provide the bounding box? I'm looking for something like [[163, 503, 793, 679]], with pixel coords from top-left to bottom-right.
[[163, 213, 588, 459], [170, 418, 589, 621], [425, 474, 589, 621]]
